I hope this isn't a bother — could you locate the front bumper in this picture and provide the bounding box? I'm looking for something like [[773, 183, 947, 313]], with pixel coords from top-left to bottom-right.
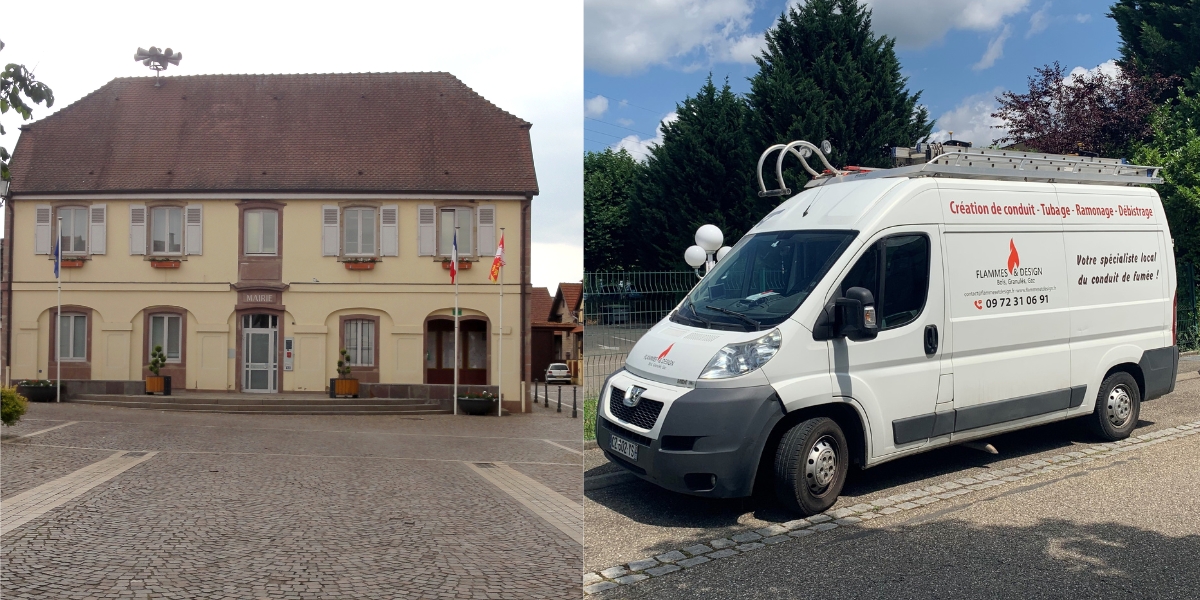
[[595, 377, 784, 498]]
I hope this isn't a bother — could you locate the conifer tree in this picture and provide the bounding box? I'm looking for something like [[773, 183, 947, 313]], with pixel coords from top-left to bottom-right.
[[584, 148, 642, 272], [633, 76, 760, 271], [748, 0, 931, 188]]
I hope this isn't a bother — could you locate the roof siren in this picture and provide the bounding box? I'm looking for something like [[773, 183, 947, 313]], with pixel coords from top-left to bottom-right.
[[134, 46, 183, 86]]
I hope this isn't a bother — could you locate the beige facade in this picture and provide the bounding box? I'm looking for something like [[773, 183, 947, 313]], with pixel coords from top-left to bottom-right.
[[7, 194, 528, 407]]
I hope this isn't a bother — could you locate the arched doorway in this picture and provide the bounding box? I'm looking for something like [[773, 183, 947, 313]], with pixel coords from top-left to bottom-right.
[[425, 318, 488, 385]]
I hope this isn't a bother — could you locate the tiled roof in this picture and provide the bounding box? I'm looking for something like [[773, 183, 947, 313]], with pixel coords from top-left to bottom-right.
[[530, 287, 554, 324], [9, 72, 538, 196], [558, 283, 582, 314]]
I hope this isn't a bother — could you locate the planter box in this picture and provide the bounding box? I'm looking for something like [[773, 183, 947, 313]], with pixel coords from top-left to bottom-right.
[[441, 260, 472, 270], [150, 260, 181, 268], [330, 378, 360, 398], [457, 396, 497, 416], [60, 259, 85, 268], [145, 375, 172, 395], [16, 385, 60, 403], [344, 261, 376, 270]]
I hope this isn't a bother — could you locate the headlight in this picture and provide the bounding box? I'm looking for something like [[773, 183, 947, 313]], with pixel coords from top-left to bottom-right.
[[699, 329, 782, 379]]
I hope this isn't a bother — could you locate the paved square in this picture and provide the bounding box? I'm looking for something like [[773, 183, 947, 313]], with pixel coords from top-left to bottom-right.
[[2, 401, 582, 599]]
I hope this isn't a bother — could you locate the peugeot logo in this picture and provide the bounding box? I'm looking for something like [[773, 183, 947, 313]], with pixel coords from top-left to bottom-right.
[[623, 386, 647, 408]]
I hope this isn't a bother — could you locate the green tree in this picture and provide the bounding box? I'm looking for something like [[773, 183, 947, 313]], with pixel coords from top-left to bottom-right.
[[633, 76, 761, 271], [584, 148, 642, 272], [1109, 0, 1200, 90], [1, 39, 55, 181], [748, 0, 932, 189], [1133, 89, 1200, 266]]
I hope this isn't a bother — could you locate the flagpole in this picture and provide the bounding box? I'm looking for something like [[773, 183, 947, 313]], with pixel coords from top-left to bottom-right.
[[56, 216, 62, 403], [498, 227, 504, 417], [453, 226, 459, 416]]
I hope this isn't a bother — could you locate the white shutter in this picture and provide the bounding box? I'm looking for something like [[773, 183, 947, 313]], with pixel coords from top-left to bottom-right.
[[322, 205, 340, 256], [34, 204, 52, 254], [89, 204, 107, 255], [129, 205, 146, 255], [185, 204, 203, 255], [477, 204, 496, 257], [380, 204, 399, 256], [417, 204, 436, 256]]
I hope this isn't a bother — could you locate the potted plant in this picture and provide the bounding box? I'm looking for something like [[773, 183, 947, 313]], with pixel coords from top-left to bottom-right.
[[329, 348, 359, 398], [145, 345, 172, 395], [343, 257, 378, 270], [14, 379, 59, 403], [457, 390, 498, 415]]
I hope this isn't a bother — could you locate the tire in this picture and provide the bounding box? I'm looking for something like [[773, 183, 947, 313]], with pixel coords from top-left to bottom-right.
[[1087, 371, 1141, 441], [774, 417, 849, 515]]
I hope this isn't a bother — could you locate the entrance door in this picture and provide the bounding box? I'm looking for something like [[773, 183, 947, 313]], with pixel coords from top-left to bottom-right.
[[242, 313, 278, 393], [425, 319, 488, 385]]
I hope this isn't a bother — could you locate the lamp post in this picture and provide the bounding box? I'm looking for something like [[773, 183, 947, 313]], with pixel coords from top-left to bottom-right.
[[684, 224, 732, 279]]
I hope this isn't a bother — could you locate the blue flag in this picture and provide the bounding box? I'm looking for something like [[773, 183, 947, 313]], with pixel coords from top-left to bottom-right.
[[53, 237, 60, 279]]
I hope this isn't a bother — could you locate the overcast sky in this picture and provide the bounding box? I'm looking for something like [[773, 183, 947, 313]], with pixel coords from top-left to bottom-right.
[[1, 0, 582, 292], [586, 0, 1120, 158]]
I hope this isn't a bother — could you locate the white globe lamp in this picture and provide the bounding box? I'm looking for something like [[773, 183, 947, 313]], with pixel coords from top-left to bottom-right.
[[695, 224, 723, 253], [684, 245, 707, 269], [716, 246, 732, 262]]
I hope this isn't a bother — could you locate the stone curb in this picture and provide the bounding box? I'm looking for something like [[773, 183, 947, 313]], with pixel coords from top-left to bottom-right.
[[582, 419, 1200, 594], [585, 440, 599, 450]]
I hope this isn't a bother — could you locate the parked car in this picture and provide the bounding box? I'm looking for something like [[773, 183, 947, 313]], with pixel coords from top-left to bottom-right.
[[545, 363, 572, 384], [596, 148, 1178, 516]]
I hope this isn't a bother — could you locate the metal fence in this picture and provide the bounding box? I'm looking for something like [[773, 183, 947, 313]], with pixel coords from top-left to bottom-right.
[[1178, 262, 1199, 352], [582, 271, 697, 397]]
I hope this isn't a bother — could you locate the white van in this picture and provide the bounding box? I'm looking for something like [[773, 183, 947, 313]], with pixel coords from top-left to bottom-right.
[[595, 143, 1179, 515]]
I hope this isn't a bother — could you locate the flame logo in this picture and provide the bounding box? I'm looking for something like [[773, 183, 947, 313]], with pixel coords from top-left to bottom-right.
[[1007, 239, 1020, 274], [658, 344, 675, 361]]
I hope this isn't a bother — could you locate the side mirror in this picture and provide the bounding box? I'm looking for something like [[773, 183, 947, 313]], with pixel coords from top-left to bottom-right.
[[834, 287, 878, 341]]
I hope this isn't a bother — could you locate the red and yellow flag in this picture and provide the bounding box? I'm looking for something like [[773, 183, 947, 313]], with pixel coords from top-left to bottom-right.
[[489, 233, 505, 282]]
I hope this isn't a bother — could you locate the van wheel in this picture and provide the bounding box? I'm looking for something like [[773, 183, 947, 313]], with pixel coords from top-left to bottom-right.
[[774, 417, 848, 515], [1087, 372, 1141, 441]]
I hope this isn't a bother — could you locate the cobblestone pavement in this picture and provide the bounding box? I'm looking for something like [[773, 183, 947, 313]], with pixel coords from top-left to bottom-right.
[[2, 402, 582, 599], [585, 371, 1200, 575]]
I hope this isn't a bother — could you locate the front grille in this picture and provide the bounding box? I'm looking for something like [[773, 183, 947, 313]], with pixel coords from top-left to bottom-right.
[[608, 386, 664, 430], [600, 417, 653, 446]]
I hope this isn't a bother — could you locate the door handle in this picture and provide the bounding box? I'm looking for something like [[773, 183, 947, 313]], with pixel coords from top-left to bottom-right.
[[924, 325, 939, 355]]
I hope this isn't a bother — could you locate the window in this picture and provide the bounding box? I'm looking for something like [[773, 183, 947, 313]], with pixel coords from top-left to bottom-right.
[[58, 313, 87, 361], [149, 314, 183, 362], [244, 210, 278, 255], [344, 207, 377, 256], [150, 206, 183, 254], [840, 234, 930, 330], [58, 207, 89, 254], [343, 319, 375, 366], [439, 207, 473, 256]]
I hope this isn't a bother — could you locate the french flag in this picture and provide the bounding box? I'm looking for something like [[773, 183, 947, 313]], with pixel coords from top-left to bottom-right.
[[450, 230, 458, 284]]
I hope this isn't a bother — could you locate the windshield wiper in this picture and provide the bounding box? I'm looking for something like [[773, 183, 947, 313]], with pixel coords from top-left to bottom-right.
[[705, 305, 761, 331], [687, 299, 713, 328]]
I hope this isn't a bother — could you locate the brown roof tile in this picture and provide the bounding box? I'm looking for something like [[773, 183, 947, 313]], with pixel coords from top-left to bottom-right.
[[558, 283, 582, 314], [530, 287, 554, 324], [9, 72, 538, 196]]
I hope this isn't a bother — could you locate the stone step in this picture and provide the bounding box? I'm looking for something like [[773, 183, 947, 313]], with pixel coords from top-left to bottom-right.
[[67, 397, 450, 415]]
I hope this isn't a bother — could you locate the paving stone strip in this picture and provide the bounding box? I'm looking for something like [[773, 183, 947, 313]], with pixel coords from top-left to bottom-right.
[[582, 420, 1200, 595], [466, 461, 584, 544], [0, 421, 78, 442], [544, 439, 585, 455], [1, 450, 158, 536]]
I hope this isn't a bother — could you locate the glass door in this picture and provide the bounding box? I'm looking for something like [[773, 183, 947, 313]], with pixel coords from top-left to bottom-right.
[[242, 314, 278, 393]]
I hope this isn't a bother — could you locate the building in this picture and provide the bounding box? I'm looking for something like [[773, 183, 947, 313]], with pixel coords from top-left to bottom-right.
[[1, 72, 538, 411], [530, 283, 583, 383]]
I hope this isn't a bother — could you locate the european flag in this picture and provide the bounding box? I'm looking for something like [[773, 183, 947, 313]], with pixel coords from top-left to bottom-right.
[[53, 237, 60, 279]]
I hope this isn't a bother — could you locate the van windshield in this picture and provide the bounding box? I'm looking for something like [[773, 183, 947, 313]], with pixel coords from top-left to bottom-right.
[[676, 230, 856, 331]]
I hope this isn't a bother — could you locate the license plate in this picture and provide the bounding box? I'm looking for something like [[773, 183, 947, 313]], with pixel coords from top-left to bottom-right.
[[609, 434, 639, 462]]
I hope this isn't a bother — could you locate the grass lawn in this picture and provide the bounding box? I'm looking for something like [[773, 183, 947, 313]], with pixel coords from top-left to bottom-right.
[[584, 397, 598, 440]]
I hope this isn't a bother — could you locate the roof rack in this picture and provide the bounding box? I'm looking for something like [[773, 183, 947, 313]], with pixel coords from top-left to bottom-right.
[[755, 142, 1163, 196]]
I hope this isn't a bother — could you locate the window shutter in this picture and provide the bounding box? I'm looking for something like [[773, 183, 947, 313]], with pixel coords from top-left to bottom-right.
[[89, 204, 107, 255], [34, 205, 52, 254], [380, 204, 399, 256], [129, 205, 147, 255], [417, 204, 436, 256], [477, 204, 496, 257], [322, 205, 340, 256], [185, 204, 203, 255]]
